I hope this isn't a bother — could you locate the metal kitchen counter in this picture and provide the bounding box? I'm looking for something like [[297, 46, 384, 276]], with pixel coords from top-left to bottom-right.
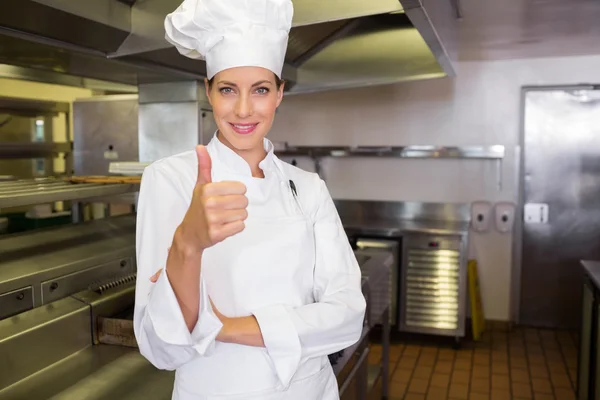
[[3, 326, 372, 400], [339, 200, 471, 343], [343, 218, 470, 237], [0, 215, 136, 311], [0, 345, 175, 400], [3, 335, 368, 400], [335, 200, 471, 238]]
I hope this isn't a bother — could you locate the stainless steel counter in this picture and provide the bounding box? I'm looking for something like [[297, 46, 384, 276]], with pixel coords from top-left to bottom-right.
[[338, 200, 471, 343], [0, 215, 136, 314], [336, 199, 471, 237], [0, 346, 175, 400], [343, 218, 470, 237], [3, 330, 369, 400]]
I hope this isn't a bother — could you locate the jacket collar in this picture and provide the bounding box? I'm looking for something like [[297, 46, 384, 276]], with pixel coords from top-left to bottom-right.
[[206, 132, 277, 178]]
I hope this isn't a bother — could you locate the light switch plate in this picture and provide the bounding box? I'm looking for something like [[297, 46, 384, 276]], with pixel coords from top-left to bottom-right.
[[524, 203, 549, 224]]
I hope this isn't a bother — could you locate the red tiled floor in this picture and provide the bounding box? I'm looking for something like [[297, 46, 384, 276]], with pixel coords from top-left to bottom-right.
[[373, 323, 577, 400]]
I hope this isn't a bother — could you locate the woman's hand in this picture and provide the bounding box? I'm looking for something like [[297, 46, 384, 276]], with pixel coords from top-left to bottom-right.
[[174, 145, 249, 256], [210, 299, 264, 347], [209, 298, 231, 342], [150, 268, 163, 283], [149, 270, 264, 348]]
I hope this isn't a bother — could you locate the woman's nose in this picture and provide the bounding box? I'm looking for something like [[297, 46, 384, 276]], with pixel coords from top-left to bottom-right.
[[235, 94, 253, 118]]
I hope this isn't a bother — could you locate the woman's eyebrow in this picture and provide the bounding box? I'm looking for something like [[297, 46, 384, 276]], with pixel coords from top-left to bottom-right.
[[217, 80, 238, 87], [252, 80, 272, 87], [217, 80, 273, 87]]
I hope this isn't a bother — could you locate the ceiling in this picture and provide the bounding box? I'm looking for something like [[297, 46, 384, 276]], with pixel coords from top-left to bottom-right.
[[456, 0, 600, 61], [2, 0, 598, 94], [0, 0, 456, 93]]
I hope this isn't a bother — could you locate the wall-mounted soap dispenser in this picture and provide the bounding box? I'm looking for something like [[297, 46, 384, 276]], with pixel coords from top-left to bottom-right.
[[494, 202, 516, 233], [471, 201, 493, 233]]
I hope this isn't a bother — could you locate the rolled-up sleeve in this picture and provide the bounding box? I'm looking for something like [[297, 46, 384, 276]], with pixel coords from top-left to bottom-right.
[[134, 164, 223, 371], [253, 178, 366, 388]]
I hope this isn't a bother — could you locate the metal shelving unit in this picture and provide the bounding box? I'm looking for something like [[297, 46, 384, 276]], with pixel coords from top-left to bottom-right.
[[0, 142, 72, 159], [276, 145, 506, 190], [0, 96, 74, 178], [0, 178, 139, 209], [276, 145, 505, 160]]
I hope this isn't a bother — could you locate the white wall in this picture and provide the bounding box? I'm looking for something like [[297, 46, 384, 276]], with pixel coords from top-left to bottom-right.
[[270, 55, 600, 321]]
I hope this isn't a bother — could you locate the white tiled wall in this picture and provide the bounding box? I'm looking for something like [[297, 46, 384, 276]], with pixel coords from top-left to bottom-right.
[[269, 55, 600, 321]]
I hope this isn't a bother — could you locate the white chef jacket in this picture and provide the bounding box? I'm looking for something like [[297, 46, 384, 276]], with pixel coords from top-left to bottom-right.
[[134, 135, 366, 399]]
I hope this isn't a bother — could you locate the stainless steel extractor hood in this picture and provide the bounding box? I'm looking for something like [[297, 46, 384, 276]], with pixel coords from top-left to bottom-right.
[[0, 0, 458, 93]]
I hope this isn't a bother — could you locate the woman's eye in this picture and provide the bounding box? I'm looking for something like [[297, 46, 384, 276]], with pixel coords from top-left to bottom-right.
[[256, 87, 269, 95], [219, 87, 234, 94]]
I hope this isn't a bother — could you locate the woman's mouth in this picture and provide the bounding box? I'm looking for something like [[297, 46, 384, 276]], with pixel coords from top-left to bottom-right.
[[229, 123, 258, 135]]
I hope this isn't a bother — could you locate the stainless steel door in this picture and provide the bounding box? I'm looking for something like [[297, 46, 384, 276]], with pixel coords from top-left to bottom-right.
[[520, 87, 600, 329]]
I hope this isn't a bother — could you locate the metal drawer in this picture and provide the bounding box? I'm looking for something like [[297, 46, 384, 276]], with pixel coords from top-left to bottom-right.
[[405, 235, 462, 251], [0, 286, 33, 320], [41, 258, 133, 304]]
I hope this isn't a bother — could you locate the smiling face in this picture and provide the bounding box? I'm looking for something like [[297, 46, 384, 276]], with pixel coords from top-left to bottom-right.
[[205, 66, 284, 154]]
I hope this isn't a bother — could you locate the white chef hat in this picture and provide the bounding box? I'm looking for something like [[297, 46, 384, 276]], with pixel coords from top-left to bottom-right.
[[164, 0, 293, 79]]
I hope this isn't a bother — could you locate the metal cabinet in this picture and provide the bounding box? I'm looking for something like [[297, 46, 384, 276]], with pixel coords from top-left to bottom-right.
[[578, 276, 600, 400], [579, 279, 595, 399], [399, 233, 467, 343], [595, 300, 600, 400], [577, 276, 600, 400]]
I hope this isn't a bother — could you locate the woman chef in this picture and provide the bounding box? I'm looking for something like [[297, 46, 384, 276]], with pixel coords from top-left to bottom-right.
[[133, 0, 367, 398]]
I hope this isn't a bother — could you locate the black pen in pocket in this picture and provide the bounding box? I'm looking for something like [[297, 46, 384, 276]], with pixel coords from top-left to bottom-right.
[[289, 180, 298, 197]]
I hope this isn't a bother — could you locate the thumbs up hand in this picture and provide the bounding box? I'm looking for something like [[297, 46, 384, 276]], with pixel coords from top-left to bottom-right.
[[178, 145, 248, 253]]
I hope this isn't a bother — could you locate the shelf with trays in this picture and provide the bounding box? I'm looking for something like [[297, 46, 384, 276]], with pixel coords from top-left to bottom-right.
[[0, 96, 74, 177], [0, 178, 139, 209], [0, 142, 72, 159]]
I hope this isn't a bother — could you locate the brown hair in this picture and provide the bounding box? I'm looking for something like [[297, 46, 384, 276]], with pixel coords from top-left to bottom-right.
[[207, 73, 285, 90]]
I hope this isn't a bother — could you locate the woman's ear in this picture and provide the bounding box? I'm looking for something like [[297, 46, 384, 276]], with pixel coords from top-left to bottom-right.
[[276, 81, 285, 107]]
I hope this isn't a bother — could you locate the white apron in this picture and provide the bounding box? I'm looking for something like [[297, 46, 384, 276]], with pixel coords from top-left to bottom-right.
[[173, 162, 340, 399]]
